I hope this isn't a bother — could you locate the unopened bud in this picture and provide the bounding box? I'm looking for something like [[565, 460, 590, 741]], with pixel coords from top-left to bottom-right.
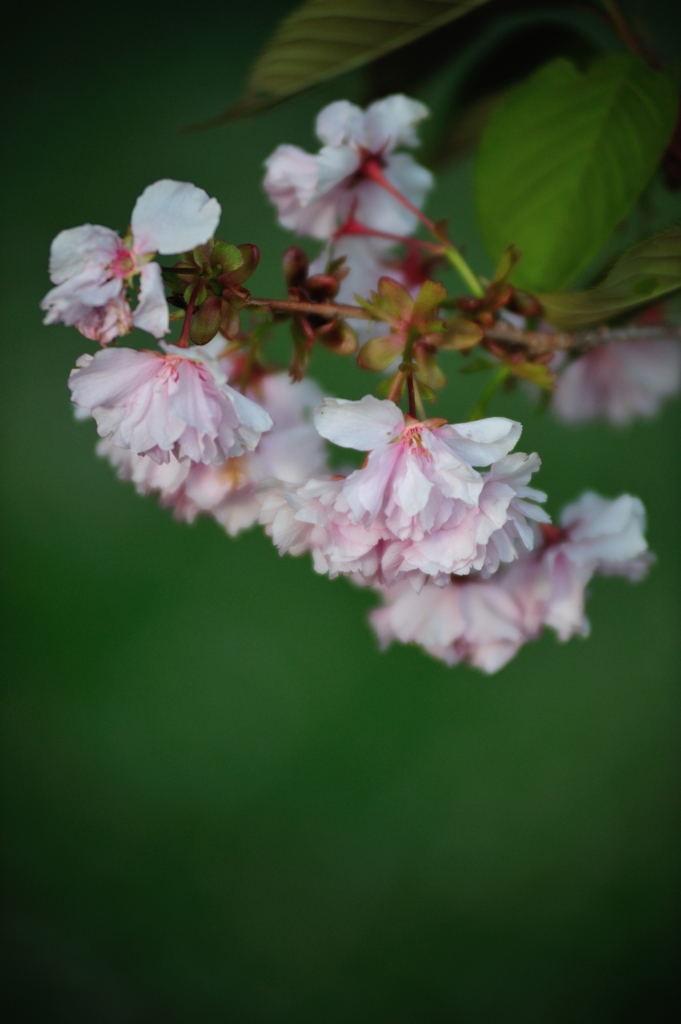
[[283, 246, 309, 288]]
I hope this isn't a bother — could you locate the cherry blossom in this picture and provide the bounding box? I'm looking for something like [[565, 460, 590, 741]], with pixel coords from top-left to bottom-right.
[[68, 339, 272, 465], [263, 95, 433, 243], [552, 338, 681, 425], [370, 492, 652, 672], [97, 367, 326, 534], [41, 180, 221, 343], [535, 491, 653, 639], [370, 577, 528, 673], [259, 395, 546, 587]]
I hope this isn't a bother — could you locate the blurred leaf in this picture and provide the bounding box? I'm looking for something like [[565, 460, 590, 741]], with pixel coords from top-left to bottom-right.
[[475, 53, 678, 293], [426, 20, 599, 167], [415, 351, 447, 389], [437, 317, 483, 349], [539, 225, 681, 329], [358, 333, 403, 370], [509, 360, 554, 389], [191, 0, 493, 128]]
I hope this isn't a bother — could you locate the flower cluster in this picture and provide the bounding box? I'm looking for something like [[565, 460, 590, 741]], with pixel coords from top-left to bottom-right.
[[40, 93, 671, 675], [370, 493, 652, 672], [259, 396, 548, 589]]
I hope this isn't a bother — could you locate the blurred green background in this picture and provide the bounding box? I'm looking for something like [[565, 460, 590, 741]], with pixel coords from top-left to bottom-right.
[[1, 2, 680, 1020]]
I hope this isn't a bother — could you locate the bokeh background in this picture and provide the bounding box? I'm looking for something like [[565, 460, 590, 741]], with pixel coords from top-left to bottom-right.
[[1, 2, 680, 1020]]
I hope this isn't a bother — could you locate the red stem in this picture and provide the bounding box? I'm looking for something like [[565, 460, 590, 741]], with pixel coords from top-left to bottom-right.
[[246, 296, 372, 320], [335, 216, 442, 252], [177, 278, 202, 348], [363, 159, 438, 236], [406, 374, 417, 419]]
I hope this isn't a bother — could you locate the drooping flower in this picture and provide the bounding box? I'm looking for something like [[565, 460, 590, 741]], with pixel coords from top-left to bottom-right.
[[41, 179, 221, 343], [534, 491, 653, 639], [259, 395, 546, 588], [369, 491, 652, 672], [370, 576, 529, 673], [263, 95, 433, 242], [552, 338, 681, 425], [97, 367, 327, 534], [69, 338, 272, 465]]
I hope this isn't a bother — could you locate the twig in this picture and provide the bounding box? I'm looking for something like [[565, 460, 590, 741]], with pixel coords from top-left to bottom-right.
[[246, 297, 372, 320], [483, 323, 681, 355]]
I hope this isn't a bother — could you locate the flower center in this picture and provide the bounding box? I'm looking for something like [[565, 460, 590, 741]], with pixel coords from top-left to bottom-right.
[[110, 247, 137, 279]]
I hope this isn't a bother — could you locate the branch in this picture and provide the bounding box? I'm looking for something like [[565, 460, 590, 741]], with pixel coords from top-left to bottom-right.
[[245, 296, 681, 353], [245, 296, 373, 320], [483, 323, 681, 355]]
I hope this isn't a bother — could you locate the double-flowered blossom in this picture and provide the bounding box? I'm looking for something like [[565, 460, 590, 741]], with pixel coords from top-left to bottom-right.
[[97, 362, 327, 534], [41, 180, 221, 343], [69, 338, 272, 465], [264, 95, 434, 308], [264, 95, 433, 240], [552, 338, 681, 425], [370, 491, 652, 672], [259, 395, 548, 588]]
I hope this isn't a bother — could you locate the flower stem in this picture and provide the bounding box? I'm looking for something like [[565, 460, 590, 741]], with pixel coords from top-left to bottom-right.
[[334, 217, 443, 253], [177, 278, 203, 348], [363, 158, 484, 297], [246, 296, 373, 320], [441, 246, 485, 298], [413, 379, 427, 420], [406, 374, 418, 419]]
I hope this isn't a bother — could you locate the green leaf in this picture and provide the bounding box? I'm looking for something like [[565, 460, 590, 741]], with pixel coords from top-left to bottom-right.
[[211, 242, 243, 275], [357, 332, 403, 370], [425, 20, 599, 167], [475, 53, 678, 293], [539, 225, 681, 330], [191, 0, 492, 128], [436, 317, 483, 350]]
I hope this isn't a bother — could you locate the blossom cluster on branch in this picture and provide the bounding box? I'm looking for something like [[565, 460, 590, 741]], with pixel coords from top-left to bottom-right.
[[41, 95, 678, 673]]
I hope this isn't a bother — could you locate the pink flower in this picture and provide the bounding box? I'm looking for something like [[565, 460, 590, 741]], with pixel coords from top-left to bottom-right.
[[536, 491, 653, 639], [370, 577, 528, 673], [69, 339, 272, 465], [97, 370, 326, 534], [260, 395, 546, 587], [263, 95, 433, 242], [259, 476, 389, 579], [369, 491, 652, 672], [41, 179, 221, 343], [552, 338, 681, 425]]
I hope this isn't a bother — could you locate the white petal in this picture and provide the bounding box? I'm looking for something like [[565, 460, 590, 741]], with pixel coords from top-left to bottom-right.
[[395, 452, 433, 516], [343, 445, 400, 522], [313, 395, 404, 450], [442, 417, 522, 465], [362, 95, 430, 152], [132, 262, 169, 337], [131, 179, 221, 255], [48, 224, 120, 284], [315, 100, 363, 146], [315, 145, 361, 196], [227, 386, 274, 438]]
